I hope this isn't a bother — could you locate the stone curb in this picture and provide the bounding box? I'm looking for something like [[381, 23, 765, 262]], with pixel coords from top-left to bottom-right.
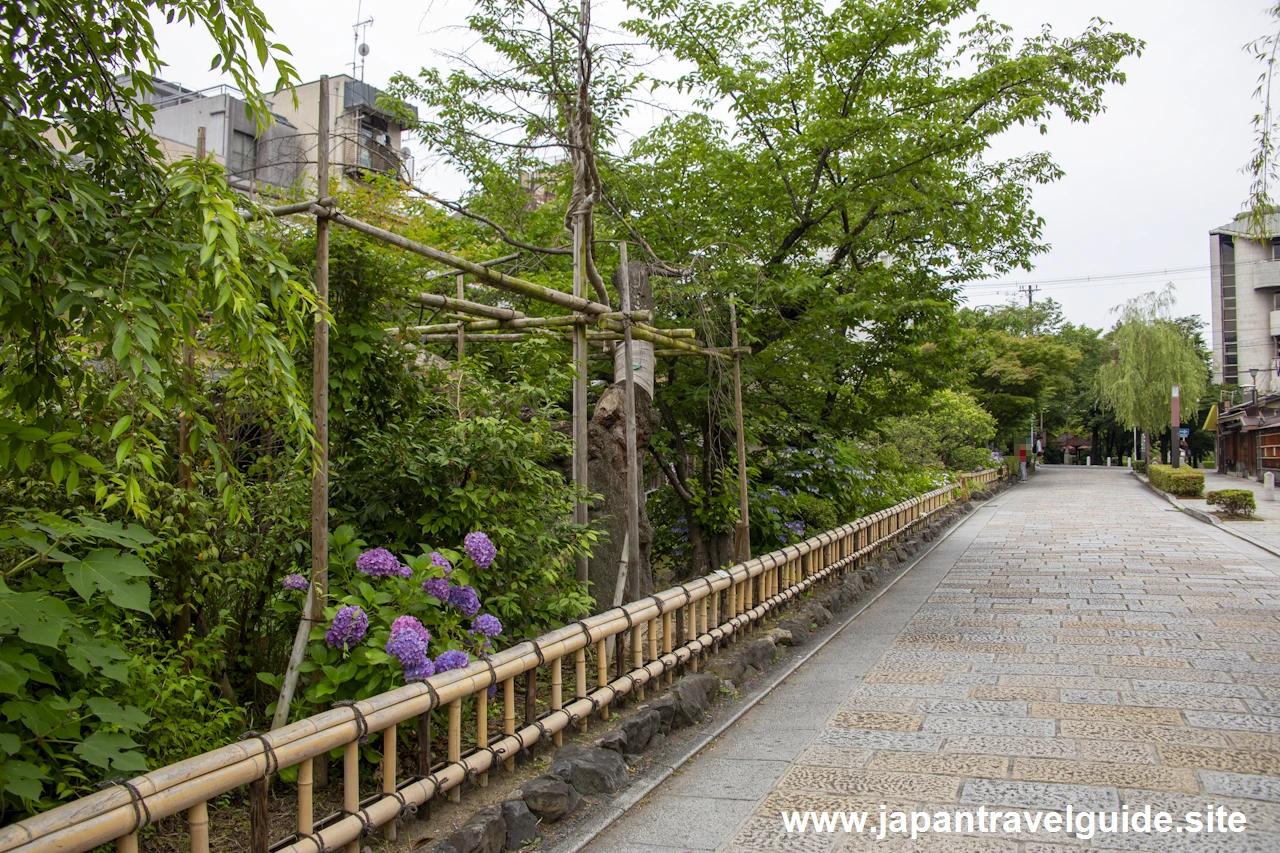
[[1130, 470, 1280, 560], [541, 488, 1004, 853]]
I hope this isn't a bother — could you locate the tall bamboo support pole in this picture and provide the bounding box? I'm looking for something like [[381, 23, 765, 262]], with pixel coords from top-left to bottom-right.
[[730, 298, 750, 563], [596, 638, 609, 720], [662, 611, 673, 685], [455, 273, 466, 408], [306, 78, 331, 791], [631, 623, 644, 700], [117, 834, 138, 853], [573, 217, 590, 586], [619, 243, 643, 603], [382, 726, 398, 840], [188, 802, 208, 853]]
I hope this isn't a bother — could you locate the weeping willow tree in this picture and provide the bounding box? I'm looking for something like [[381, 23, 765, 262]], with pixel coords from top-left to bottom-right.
[[1098, 286, 1207, 461]]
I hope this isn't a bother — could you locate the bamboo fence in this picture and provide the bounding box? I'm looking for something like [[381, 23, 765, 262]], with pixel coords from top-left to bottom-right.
[[0, 470, 999, 853]]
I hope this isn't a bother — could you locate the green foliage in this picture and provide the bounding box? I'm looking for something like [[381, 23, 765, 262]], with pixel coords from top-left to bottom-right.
[[1133, 460, 1148, 475], [1206, 489, 1257, 519], [883, 390, 997, 471], [1148, 464, 1205, 498], [1099, 287, 1209, 437]]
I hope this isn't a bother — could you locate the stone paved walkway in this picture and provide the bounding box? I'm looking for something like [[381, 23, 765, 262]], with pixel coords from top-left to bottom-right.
[[582, 467, 1280, 853]]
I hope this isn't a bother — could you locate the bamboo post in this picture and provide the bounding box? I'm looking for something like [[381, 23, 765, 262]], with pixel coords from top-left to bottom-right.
[[662, 610, 673, 685], [524, 670, 537, 730], [476, 692, 489, 786], [551, 657, 563, 747], [573, 217, 590, 585], [298, 756, 314, 836], [631, 623, 644, 700], [383, 725, 398, 840], [343, 740, 359, 853], [447, 699, 461, 803], [188, 802, 209, 853], [309, 76, 331, 789], [730, 297, 750, 562], [503, 677, 516, 770], [573, 648, 587, 733], [118, 833, 138, 853], [619, 244, 643, 603], [688, 599, 699, 673], [455, 273, 465, 408], [597, 638, 610, 720]]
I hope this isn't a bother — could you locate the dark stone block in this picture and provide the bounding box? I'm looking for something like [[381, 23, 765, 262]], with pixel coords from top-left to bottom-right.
[[647, 695, 676, 733], [520, 775, 581, 822], [553, 744, 630, 795], [598, 730, 628, 755], [435, 804, 505, 853], [501, 800, 541, 850], [777, 618, 812, 641], [619, 708, 661, 753], [670, 673, 721, 728]]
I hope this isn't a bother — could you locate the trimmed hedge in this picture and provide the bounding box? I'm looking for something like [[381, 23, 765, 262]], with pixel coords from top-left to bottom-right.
[[1206, 489, 1257, 519], [1148, 463, 1204, 497], [1133, 460, 1147, 475]]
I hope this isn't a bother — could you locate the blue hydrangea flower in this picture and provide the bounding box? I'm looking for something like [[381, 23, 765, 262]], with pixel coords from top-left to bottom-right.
[[783, 520, 806, 541], [463, 532, 497, 569], [471, 613, 502, 637], [325, 605, 368, 650], [448, 585, 481, 617], [434, 649, 470, 672], [404, 656, 436, 681], [356, 547, 409, 578], [281, 573, 308, 591], [423, 577, 451, 602], [430, 551, 453, 574]]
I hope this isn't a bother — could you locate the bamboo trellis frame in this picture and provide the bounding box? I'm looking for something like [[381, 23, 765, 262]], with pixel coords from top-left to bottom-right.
[[0, 470, 1000, 853]]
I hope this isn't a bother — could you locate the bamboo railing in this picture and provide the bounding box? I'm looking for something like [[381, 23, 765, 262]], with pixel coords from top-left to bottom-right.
[[0, 472, 999, 853]]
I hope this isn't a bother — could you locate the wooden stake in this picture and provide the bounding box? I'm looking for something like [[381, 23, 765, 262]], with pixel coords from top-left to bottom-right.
[[249, 777, 268, 853]]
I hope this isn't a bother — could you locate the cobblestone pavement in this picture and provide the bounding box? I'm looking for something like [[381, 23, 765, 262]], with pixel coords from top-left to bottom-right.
[[583, 467, 1280, 853]]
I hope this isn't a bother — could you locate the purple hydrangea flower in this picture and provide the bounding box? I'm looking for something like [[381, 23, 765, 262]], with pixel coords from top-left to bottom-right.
[[488, 683, 498, 699], [783, 520, 806, 541], [472, 613, 502, 637], [356, 547, 407, 578], [282, 573, 308, 591], [325, 605, 369, 650], [463, 532, 497, 569], [448, 585, 481, 617], [430, 551, 453, 574], [466, 630, 493, 654], [386, 616, 432, 679], [434, 649, 470, 672], [423, 577, 450, 602], [404, 656, 436, 681]]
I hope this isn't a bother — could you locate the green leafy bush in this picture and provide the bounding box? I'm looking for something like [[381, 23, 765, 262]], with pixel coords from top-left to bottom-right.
[[1206, 489, 1256, 519], [1148, 464, 1204, 497], [1133, 460, 1147, 475]]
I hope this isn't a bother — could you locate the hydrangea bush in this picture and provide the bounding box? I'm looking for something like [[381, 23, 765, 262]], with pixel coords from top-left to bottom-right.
[[272, 526, 508, 714]]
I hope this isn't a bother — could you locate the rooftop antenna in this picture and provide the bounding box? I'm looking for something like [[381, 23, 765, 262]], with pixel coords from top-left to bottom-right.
[[350, 0, 374, 85]]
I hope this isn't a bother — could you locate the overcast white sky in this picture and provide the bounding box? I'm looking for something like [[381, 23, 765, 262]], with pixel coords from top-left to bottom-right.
[[153, 1, 1276, 334]]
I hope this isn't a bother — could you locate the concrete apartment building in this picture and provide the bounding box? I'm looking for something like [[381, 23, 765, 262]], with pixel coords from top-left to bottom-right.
[[134, 74, 416, 193], [1210, 210, 1280, 478]]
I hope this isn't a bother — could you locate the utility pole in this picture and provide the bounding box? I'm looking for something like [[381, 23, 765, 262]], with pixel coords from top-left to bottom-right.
[[1019, 283, 1039, 308], [1171, 384, 1181, 469]]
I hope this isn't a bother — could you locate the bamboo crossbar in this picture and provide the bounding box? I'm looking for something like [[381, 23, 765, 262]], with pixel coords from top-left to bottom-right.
[[411, 293, 526, 321], [407, 312, 658, 335], [0, 474, 1000, 853], [423, 253, 522, 283], [321, 209, 613, 315], [599, 319, 725, 360]]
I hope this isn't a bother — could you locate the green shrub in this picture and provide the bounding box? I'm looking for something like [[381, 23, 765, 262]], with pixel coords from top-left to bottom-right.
[[1206, 489, 1256, 519], [1133, 460, 1147, 474], [1148, 464, 1204, 497]]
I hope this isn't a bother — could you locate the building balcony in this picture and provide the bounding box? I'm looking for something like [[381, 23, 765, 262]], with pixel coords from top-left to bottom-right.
[[1247, 258, 1280, 290]]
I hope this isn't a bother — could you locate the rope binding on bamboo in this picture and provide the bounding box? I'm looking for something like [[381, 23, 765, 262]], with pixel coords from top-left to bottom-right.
[[94, 778, 151, 834], [237, 731, 279, 777]]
